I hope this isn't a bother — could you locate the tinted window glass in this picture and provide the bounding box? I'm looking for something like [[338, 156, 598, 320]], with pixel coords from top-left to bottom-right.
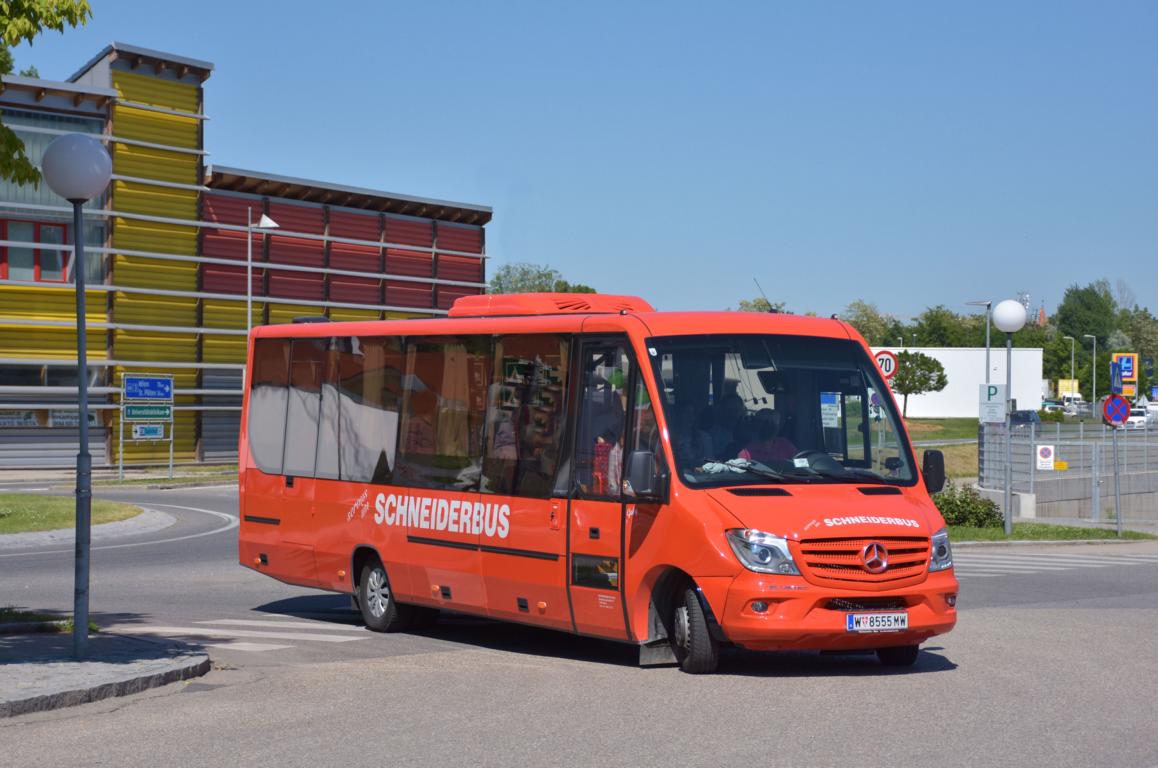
[[395, 336, 491, 490], [283, 339, 326, 477], [314, 339, 341, 480], [482, 334, 570, 498], [339, 336, 404, 483], [574, 344, 630, 500], [649, 335, 915, 487], [249, 338, 290, 474]]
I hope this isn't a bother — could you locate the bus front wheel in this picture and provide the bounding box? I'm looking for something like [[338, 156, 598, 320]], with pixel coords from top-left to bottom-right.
[[672, 587, 719, 674], [358, 562, 413, 632], [876, 644, 920, 667]]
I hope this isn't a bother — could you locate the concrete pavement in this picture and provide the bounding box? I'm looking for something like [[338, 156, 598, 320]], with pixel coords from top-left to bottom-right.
[[0, 632, 208, 718]]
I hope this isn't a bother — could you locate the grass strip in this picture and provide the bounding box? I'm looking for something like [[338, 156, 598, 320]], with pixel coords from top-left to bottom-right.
[[0, 607, 99, 633], [0, 494, 141, 535], [950, 522, 1157, 541]]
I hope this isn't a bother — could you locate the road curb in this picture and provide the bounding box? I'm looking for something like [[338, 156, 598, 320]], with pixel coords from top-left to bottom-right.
[[0, 508, 174, 551], [0, 634, 210, 718]]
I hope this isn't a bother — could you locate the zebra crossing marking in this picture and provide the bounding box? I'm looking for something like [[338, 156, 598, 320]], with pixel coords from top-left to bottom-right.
[[953, 551, 1158, 578]]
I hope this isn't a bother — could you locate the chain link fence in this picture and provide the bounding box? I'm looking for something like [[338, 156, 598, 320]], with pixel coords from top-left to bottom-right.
[[979, 421, 1158, 521]]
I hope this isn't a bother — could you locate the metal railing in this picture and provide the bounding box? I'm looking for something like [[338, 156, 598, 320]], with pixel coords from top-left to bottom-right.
[[979, 420, 1158, 521]]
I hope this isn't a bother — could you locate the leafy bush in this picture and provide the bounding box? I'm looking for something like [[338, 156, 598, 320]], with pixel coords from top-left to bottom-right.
[[1038, 409, 1065, 423], [934, 481, 1003, 528]]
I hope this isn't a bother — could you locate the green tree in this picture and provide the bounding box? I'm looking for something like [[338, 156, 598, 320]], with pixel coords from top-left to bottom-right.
[[734, 297, 785, 313], [488, 262, 595, 294], [1055, 280, 1117, 348], [841, 300, 894, 345], [891, 351, 948, 418], [913, 305, 970, 347], [0, 1, 93, 185]]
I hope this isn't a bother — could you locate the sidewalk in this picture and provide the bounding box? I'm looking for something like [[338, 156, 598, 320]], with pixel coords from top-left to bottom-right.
[[0, 632, 209, 717]]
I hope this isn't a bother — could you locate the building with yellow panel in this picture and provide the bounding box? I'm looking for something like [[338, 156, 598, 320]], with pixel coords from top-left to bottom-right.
[[0, 43, 490, 468]]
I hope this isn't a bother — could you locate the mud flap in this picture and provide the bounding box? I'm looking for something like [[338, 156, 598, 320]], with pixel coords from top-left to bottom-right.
[[639, 638, 678, 666]]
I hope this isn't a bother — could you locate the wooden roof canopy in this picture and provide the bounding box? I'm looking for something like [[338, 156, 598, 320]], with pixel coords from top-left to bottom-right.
[[206, 166, 492, 226]]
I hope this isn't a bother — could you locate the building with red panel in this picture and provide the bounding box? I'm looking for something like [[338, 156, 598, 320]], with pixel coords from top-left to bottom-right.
[[0, 43, 490, 467]]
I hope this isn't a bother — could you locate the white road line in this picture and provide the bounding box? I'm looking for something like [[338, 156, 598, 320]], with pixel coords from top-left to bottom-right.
[[0, 503, 238, 558], [200, 619, 366, 632], [953, 563, 1070, 571], [121, 625, 367, 643], [956, 560, 1113, 569], [205, 641, 294, 652], [958, 556, 1150, 566]]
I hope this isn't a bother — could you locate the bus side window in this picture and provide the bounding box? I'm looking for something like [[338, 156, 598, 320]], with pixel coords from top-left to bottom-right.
[[573, 345, 630, 500], [249, 338, 291, 474], [395, 335, 491, 491], [283, 339, 327, 478], [339, 336, 404, 484], [482, 334, 570, 498], [314, 338, 341, 480]]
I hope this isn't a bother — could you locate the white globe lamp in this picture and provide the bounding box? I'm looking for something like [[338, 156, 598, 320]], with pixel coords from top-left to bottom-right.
[[41, 133, 112, 202], [992, 299, 1027, 334]]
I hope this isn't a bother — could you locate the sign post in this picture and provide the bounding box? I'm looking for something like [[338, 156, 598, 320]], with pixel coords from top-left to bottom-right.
[[120, 374, 175, 480], [1103, 394, 1130, 536]]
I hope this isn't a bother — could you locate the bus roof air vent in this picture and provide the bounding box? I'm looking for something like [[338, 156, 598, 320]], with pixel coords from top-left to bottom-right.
[[448, 293, 655, 318]]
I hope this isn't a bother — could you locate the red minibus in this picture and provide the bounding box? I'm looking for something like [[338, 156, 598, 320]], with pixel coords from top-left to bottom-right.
[[239, 293, 957, 673]]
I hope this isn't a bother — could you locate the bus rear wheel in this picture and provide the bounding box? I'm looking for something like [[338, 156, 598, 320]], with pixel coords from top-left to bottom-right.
[[672, 587, 719, 674], [876, 644, 920, 667], [358, 561, 413, 632]]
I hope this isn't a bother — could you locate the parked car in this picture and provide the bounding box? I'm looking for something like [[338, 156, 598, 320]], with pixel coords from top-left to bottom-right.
[[1124, 408, 1149, 430], [1041, 399, 1064, 413], [1011, 409, 1042, 425]]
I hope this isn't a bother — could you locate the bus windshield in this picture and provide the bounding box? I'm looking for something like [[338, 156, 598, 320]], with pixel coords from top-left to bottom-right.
[[646, 334, 915, 487]]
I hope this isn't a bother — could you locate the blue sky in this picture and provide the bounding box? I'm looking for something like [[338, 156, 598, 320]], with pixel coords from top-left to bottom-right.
[[13, 1, 1158, 317]]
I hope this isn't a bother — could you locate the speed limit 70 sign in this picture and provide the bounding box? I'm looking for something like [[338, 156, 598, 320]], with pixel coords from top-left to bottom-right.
[[875, 350, 898, 380]]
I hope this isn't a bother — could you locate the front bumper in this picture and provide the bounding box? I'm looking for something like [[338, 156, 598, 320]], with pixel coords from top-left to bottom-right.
[[717, 569, 958, 652]]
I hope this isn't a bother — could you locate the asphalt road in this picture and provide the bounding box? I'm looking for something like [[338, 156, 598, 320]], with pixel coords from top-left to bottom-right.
[[2, 486, 1158, 768]]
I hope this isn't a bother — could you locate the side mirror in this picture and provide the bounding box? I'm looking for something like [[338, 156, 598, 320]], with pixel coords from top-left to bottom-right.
[[922, 449, 945, 494], [626, 450, 665, 500]]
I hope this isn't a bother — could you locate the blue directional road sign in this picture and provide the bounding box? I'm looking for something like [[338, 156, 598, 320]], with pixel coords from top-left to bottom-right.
[[1110, 362, 1123, 396], [1104, 394, 1130, 426], [123, 375, 173, 401]]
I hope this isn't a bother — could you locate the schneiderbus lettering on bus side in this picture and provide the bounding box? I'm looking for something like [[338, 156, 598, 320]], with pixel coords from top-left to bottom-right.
[[373, 492, 511, 539]]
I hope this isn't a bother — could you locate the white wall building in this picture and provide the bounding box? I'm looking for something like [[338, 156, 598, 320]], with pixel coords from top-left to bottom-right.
[[871, 347, 1043, 419]]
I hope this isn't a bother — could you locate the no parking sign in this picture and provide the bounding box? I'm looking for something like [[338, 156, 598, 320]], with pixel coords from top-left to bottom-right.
[[1036, 445, 1055, 471]]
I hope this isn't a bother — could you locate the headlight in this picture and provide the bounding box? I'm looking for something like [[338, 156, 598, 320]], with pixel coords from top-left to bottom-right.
[[725, 529, 800, 575], [929, 527, 953, 572]]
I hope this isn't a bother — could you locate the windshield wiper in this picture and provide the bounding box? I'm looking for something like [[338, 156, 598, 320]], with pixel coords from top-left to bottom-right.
[[803, 465, 900, 484], [697, 458, 819, 483]]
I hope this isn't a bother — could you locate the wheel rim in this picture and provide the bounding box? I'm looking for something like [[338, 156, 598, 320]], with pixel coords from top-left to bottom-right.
[[366, 568, 389, 619], [673, 604, 690, 654]]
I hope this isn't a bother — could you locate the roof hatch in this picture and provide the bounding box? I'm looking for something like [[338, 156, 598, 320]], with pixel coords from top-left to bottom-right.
[[448, 293, 655, 318]]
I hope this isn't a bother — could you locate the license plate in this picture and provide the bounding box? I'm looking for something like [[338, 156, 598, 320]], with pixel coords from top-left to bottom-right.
[[846, 612, 908, 633]]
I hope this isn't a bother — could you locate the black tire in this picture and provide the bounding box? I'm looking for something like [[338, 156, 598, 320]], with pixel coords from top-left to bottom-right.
[[876, 644, 920, 667], [672, 587, 719, 674], [357, 561, 414, 632]]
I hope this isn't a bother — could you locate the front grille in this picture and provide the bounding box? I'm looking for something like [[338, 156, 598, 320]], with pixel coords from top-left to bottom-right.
[[826, 597, 909, 612], [795, 536, 929, 589]]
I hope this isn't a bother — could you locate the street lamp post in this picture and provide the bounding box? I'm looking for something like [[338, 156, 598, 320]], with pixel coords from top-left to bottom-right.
[[1083, 334, 1097, 410], [41, 133, 112, 659], [1062, 336, 1075, 396], [966, 300, 992, 384], [246, 209, 279, 335], [993, 299, 1027, 537]]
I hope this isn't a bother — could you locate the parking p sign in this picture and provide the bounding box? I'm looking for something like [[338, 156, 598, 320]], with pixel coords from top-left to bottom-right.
[[979, 384, 1007, 424]]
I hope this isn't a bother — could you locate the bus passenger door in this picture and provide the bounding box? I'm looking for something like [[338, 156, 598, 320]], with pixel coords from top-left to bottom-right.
[[566, 338, 630, 640]]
